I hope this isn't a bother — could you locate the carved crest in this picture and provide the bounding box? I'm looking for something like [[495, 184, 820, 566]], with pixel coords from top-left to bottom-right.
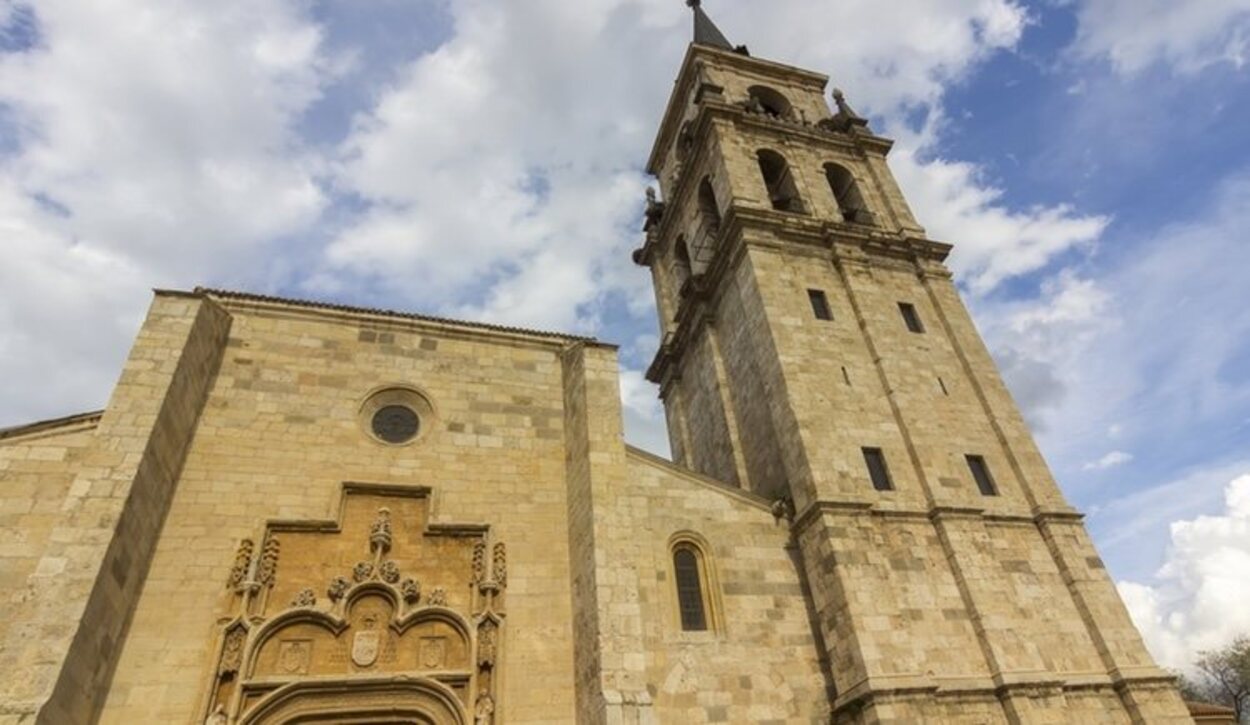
[[421, 636, 447, 669], [278, 640, 311, 675], [351, 629, 381, 668]]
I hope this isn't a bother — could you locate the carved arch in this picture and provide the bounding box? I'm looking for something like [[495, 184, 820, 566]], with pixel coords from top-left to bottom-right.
[[240, 677, 467, 725]]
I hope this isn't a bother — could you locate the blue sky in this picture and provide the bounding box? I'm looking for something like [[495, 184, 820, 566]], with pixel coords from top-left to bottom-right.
[[1, 0, 1248, 671]]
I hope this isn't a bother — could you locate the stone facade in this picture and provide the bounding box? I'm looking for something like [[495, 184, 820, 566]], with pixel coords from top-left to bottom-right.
[[0, 24, 1191, 725]]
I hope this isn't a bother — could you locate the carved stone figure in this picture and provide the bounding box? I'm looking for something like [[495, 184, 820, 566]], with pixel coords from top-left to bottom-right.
[[478, 620, 498, 669], [205, 705, 228, 725], [475, 693, 495, 725], [379, 560, 401, 584], [327, 576, 350, 602], [369, 506, 393, 554], [401, 578, 421, 604], [228, 538, 253, 589]]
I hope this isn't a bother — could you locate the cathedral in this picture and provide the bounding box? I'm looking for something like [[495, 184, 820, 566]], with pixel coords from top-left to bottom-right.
[[0, 4, 1198, 724]]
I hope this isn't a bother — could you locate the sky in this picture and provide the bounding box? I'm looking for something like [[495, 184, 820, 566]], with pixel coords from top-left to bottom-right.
[[1, 0, 1248, 674]]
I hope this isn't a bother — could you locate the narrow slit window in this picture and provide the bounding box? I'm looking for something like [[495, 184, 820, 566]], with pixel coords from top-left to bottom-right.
[[938, 377, 949, 396], [899, 302, 925, 333], [966, 455, 998, 496], [673, 547, 708, 631], [808, 289, 833, 321], [862, 447, 894, 491]]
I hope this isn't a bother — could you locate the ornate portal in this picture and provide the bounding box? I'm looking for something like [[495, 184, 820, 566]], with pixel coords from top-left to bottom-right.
[[204, 484, 506, 725]]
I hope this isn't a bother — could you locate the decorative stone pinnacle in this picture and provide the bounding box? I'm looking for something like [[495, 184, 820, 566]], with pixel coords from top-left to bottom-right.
[[686, 0, 700, 8]]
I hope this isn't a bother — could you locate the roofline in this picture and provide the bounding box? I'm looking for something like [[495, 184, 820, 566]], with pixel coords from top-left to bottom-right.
[[0, 410, 104, 442], [170, 288, 610, 348], [625, 444, 773, 512]]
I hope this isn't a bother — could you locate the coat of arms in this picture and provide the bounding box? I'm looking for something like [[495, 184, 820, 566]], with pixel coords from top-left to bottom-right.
[[352, 630, 381, 667]]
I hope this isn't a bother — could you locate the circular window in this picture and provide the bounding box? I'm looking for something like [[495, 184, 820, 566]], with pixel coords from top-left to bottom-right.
[[371, 405, 420, 444], [358, 385, 437, 446]]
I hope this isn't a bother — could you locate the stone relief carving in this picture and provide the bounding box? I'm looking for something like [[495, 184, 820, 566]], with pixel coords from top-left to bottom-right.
[[327, 576, 350, 602], [203, 486, 504, 725], [472, 541, 486, 584], [219, 626, 246, 676], [256, 537, 280, 587], [228, 539, 253, 590], [427, 587, 448, 607], [492, 543, 507, 588], [401, 578, 421, 604], [290, 588, 316, 608]]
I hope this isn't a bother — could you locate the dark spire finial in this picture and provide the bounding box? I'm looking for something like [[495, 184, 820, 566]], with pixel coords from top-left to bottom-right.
[[687, 0, 734, 51]]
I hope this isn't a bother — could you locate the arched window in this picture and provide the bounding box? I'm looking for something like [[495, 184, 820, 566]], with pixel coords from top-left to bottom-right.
[[673, 546, 708, 631], [697, 177, 721, 236], [825, 163, 874, 225], [757, 150, 805, 214], [747, 85, 792, 119]]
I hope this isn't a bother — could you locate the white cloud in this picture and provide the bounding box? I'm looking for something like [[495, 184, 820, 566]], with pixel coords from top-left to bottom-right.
[[0, 0, 1133, 446], [0, 0, 334, 424], [1083, 450, 1133, 471], [1068, 0, 1250, 73], [889, 133, 1109, 293], [1118, 474, 1250, 671], [977, 173, 1250, 474]]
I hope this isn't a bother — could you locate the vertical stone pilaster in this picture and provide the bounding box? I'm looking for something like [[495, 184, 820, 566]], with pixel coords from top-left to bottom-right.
[[34, 292, 232, 725], [562, 343, 656, 725]]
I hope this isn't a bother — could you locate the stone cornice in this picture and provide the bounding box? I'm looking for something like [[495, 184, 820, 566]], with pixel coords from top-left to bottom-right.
[[0, 409, 103, 442], [625, 445, 773, 512], [182, 288, 610, 351]]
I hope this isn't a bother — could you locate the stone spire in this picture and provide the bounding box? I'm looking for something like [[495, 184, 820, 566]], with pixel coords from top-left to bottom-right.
[[687, 0, 733, 51]]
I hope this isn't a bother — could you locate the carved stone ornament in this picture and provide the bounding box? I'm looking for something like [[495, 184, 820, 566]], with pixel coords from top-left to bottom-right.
[[478, 620, 498, 670], [492, 542, 507, 588], [327, 576, 350, 602], [228, 538, 254, 589], [291, 588, 316, 608], [352, 626, 381, 668], [256, 537, 280, 587], [205, 705, 227, 725], [219, 626, 245, 676], [472, 541, 486, 584], [475, 693, 495, 725], [203, 488, 505, 724], [370, 506, 393, 554]]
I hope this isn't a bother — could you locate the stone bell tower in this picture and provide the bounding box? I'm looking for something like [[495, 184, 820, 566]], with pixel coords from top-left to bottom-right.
[[634, 3, 1191, 721]]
